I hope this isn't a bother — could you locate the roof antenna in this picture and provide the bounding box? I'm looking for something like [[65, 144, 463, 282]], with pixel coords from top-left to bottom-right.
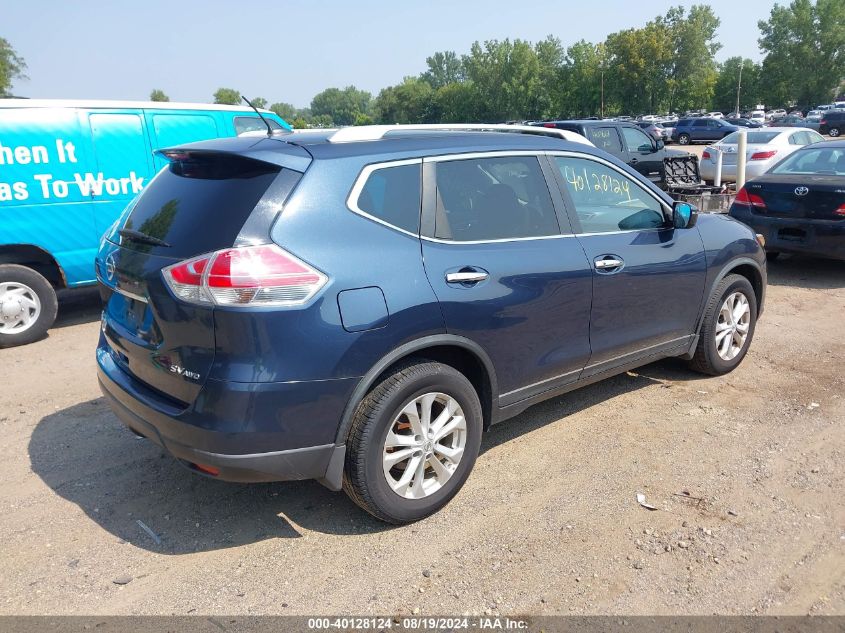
[[241, 95, 273, 136]]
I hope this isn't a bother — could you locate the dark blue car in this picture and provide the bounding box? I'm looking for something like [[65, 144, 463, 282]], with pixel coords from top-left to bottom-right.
[[672, 117, 739, 145], [96, 125, 766, 523]]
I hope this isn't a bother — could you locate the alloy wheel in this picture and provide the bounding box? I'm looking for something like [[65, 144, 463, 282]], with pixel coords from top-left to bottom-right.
[[715, 291, 751, 361], [382, 392, 467, 499]]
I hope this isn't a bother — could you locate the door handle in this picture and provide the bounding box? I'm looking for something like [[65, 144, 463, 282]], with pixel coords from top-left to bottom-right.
[[446, 270, 489, 284], [629, 158, 639, 164], [594, 256, 624, 272]]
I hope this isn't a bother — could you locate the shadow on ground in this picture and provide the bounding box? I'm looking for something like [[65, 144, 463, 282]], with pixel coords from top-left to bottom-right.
[[766, 254, 845, 290], [29, 359, 695, 554], [54, 287, 103, 329]]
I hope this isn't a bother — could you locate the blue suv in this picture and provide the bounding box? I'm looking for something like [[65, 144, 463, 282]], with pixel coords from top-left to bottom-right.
[[96, 125, 766, 523], [672, 117, 739, 145]]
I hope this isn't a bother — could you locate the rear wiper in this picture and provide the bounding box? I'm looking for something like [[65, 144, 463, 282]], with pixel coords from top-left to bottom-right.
[[118, 228, 171, 248]]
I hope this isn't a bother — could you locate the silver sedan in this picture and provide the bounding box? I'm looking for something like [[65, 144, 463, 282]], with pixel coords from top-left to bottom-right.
[[699, 127, 826, 182]]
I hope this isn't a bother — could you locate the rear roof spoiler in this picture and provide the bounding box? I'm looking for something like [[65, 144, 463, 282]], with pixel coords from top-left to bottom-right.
[[155, 136, 312, 172]]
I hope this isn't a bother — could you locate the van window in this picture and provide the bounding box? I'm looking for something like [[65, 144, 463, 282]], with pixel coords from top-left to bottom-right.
[[355, 163, 421, 234], [152, 114, 219, 148], [586, 127, 623, 153], [234, 116, 284, 135], [434, 156, 559, 241]]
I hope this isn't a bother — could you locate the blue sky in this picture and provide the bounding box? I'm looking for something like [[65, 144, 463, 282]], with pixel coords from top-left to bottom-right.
[[5, 0, 777, 107]]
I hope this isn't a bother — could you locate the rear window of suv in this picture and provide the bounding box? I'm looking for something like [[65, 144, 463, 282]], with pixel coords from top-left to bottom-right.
[[120, 154, 282, 258], [354, 162, 422, 234]]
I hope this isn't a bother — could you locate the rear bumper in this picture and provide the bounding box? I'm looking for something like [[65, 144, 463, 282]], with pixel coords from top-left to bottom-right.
[[699, 161, 768, 182], [96, 342, 355, 488], [728, 208, 845, 260]]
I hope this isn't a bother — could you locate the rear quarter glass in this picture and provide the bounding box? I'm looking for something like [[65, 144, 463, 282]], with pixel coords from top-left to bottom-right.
[[117, 154, 282, 258]]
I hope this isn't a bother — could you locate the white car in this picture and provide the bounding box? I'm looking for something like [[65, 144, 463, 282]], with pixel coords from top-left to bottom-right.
[[748, 110, 766, 124], [705, 111, 724, 119], [698, 127, 826, 182]]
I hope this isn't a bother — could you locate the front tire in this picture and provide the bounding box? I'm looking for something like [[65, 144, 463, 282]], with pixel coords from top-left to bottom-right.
[[0, 265, 58, 348], [678, 133, 691, 145], [689, 274, 757, 376], [343, 360, 483, 524]]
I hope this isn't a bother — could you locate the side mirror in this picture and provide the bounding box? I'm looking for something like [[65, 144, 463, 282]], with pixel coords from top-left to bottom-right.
[[673, 201, 698, 229], [656, 139, 665, 150]]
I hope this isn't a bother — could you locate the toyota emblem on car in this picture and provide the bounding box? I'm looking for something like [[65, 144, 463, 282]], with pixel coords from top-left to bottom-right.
[[794, 186, 809, 196]]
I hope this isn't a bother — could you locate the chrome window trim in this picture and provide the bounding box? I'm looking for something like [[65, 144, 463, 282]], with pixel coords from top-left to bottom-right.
[[345, 158, 423, 238], [421, 234, 576, 246]]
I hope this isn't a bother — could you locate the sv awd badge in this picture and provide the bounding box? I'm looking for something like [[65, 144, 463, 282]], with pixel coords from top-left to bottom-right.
[[170, 364, 201, 380]]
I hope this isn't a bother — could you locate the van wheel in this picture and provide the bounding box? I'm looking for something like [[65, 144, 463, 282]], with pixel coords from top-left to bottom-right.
[[343, 360, 483, 524], [0, 265, 58, 348], [678, 133, 691, 145], [689, 274, 757, 376]]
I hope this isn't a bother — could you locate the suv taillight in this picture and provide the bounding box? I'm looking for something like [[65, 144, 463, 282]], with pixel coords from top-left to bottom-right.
[[163, 244, 327, 307], [734, 186, 767, 211]]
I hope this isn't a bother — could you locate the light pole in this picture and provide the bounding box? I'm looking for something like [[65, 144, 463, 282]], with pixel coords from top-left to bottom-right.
[[735, 61, 743, 116]]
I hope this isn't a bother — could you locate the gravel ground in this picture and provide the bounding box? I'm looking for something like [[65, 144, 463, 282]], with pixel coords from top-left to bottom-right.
[[1, 255, 843, 616]]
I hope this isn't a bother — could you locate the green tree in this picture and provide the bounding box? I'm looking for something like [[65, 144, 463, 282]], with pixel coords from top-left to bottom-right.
[[561, 40, 605, 118], [712, 57, 761, 113], [213, 87, 241, 105], [373, 77, 434, 124], [311, 86, 371, 126], [421, 51, 465, 88], [250, 97, 267, 109], [0, 37, 27, 96], [664, 5, 721, 112], [270, 102, 297, 122], [432, 82, 479, 122], [149, 89, 169, 102], [462, 38, 542, 121], [758, 0, 845, 107], [290, 116, 309, 129]]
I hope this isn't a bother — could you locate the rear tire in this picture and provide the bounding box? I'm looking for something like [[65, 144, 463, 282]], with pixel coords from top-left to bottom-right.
[[0, 265, 58, 348], [678, 133, 691, 145], [828, 127, 840, 137], [343, 360, 483, 524], [689, 274, 757, 376]]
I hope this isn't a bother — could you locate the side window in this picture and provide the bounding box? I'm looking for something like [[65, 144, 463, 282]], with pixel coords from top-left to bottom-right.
[[434, 156, 559, 241], [788, 132, 802, 145], [621, 127, 654, 153], [354, 163, 421, 234], [586, 127, 623, 154], [234, 116, 283, 135], [554, 156, 667, 234], [692, 119, 708, 128]]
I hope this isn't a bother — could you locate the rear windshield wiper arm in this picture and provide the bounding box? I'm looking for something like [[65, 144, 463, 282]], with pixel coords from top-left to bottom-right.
[[118, 228, 171, 248]]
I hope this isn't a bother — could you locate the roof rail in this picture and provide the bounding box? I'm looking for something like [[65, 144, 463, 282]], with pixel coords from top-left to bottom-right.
[[327, 124, 592, 146]]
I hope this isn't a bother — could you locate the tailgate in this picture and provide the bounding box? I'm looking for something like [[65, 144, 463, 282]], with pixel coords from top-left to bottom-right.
[[96, 143, 308, 405]]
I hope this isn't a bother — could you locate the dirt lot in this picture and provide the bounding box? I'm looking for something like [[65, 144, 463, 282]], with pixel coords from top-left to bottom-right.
[[1, 255, 843, 616]]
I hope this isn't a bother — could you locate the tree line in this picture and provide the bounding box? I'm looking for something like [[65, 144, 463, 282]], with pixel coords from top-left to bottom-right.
[[2, 1, 843, 125]]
